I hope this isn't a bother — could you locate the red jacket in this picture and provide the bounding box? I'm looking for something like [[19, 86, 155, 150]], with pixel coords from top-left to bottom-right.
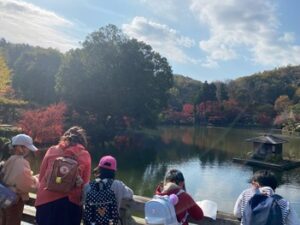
[[155, 183, 204, 225], [35, 144, 91, 206]]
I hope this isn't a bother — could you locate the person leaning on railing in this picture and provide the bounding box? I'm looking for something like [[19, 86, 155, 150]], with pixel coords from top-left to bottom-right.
[[0, 134, 39, 225], [233, 170, 300, 225], [155, 169, 204, 225], [35, 126, 91, 225]]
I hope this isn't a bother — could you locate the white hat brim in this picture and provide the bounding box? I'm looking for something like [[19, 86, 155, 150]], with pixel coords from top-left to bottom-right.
[[27, 144, 38, 151]]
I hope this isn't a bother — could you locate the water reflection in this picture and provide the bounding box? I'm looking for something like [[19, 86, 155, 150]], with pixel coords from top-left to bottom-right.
[[110, 126, 300, 215], [31, 126, 300, 215]]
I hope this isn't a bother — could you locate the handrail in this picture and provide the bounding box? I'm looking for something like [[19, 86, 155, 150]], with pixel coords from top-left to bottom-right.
[[23, 194, 240, 225]]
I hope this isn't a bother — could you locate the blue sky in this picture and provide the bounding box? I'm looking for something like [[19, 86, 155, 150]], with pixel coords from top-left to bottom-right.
[[1, 0, 300, 82]]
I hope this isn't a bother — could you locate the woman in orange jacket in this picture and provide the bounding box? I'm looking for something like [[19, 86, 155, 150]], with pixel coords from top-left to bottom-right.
[[35, 126, 91, 225]]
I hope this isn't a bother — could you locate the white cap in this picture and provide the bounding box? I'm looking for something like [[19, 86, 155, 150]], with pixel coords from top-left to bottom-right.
[[12, 134, 38, 152]]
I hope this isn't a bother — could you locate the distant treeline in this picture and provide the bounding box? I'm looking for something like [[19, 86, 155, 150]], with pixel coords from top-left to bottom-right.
[[1, 24, 300, 143], [166, 67, 300, 130]]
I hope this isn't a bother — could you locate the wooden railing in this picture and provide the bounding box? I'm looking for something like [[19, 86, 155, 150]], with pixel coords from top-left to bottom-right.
[[23, 194, 240, 225]]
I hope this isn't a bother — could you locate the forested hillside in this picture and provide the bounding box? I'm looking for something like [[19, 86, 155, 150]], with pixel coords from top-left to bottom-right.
[[1, 25, 300, 144], [0, 25, 173, 144], [168, 75, 202, 110], [164, 66, 300, 131]]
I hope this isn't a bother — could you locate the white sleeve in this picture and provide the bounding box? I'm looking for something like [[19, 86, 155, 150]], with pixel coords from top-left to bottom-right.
[[233, 192, 243, 219]]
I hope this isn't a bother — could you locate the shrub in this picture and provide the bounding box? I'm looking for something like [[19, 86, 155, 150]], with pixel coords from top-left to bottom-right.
[[18, 102, 67, 145]]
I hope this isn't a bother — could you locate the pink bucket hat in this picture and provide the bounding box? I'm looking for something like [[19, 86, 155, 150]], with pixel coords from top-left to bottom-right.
[[98, 155, 117, 171]]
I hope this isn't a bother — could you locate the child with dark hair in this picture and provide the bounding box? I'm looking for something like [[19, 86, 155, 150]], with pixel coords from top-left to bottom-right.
[[233, 170, 299, 225], [35, 126, 91, 225], [155, 169, 204, 225], [84, 155, 133, 210], [82, 155, 133, 225]]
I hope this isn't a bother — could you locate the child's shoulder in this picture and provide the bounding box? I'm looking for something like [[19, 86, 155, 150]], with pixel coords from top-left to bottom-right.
[[240, 187, 257, 197], [6, 155, 23, 162], [111, 179, 123, 186], [4, 155, 29, 170]]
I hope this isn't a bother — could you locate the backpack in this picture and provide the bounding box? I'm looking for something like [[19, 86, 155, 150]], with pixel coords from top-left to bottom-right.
[[145, 191, 186, 225], [0, 182, 17, 208], [46, 148, 82, 193], [243, 193, 283, 225], [83, 178, 120, 225]]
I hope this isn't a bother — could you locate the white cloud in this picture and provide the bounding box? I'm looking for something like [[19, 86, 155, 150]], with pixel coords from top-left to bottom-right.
[[190, 0, 300, 67], [279, 32, 295, 43], [139, 0, 187, 21], [252, 40, 300, 66], [0, 0, 78, 52], [123, 16, 198, 64]]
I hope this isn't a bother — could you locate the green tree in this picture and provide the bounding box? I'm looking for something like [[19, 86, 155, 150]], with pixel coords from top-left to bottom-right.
[[12, 48, 62, 105], [56, 25, 173, 131], [0, 39, 35, 71], [195, 81, 217, 104], [194, 81, 217, 124], [292, 87, 300, 103], [215, 81, 228, 102]]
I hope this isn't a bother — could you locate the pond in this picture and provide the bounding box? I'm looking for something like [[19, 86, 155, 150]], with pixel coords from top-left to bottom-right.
[[93, 126, 300, 216], [29, 126, 300, 216]]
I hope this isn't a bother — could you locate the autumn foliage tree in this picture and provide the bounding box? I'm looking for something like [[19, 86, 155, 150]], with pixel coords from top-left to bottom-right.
[[0, 54, 27, 123], [0, 54, 11, 95], [18, 102, 67, 145]]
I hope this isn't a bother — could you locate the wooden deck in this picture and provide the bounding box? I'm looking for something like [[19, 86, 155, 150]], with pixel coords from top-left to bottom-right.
[[23, 193, 240, 225]]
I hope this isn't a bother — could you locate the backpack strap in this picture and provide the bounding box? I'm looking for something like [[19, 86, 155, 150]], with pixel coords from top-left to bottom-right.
[[176, 189, 185, 196], [176, 189, 189, 225], [179, 213, 189, 225], [272, 194, 282, 201], [57, 145, 85, 160], [94, 178, 114, 192]]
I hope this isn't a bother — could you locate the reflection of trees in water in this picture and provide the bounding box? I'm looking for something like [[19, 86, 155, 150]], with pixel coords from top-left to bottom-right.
[[106, 126, 300, 204], [284, 138, 300, 158], [105, 134, 235, 197], [97, 141, 163, 197], [29, 126, 300, 196], [160, 126, 253, 156], [198, 148, 229, 167], [280, 168, 300, 186], [138, 163, 168, 196], [158, 127, 237, 166], [160, 126, 300, 160], [247, 166, 300, 187]]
